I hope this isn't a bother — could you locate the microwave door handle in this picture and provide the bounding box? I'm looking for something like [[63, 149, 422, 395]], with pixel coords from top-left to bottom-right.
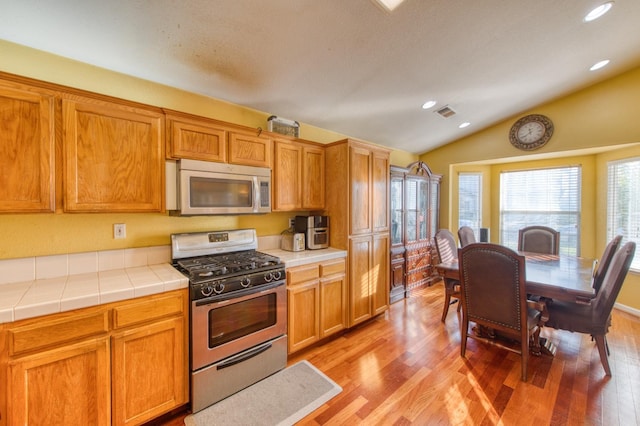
[[253, 176, 260, 213]]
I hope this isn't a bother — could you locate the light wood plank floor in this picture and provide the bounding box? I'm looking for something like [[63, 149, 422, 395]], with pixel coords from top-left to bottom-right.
[[153, 282, 640, 425]]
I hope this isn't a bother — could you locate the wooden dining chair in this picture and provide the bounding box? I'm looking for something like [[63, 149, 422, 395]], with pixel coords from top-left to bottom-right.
[[458, 243, 545, 381], [458, 226, 477, 247], [434, 229, 461, 322], [544, 241, 635, 376], [592, 235, 623, 293], [517, 225, 560, 255]]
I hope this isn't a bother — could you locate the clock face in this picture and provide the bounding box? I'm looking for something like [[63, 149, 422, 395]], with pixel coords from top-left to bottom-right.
[[509, 114, 554, 150], [516, 121, 545, 143]]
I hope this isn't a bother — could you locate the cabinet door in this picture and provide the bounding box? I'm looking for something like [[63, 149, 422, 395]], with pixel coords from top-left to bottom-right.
[[349, 146, 372, 235], [302, 145, 325, 210], [0, 82, 55, 212], [390, 174, 404, 247], [319, 273, 346, 337], [372, 233, 390, 316], [349, 235, 372, 326], [63, 97, 164, 212], [111, 316, 187, 426], [228, 131, 272, 168], [166, 113, 227, 162], [273, 140, 302, 211], [287, 281, 320, 353], [8, 338, 111, 426], [372, 150, 390, 233]]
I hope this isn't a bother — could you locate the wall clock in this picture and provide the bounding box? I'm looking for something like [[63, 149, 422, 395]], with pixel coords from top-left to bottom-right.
[[509, 114, 554, 151]]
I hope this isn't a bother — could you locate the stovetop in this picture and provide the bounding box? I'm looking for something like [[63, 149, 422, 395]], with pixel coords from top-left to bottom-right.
[[174, 250, 283, 284], [170, 229, 285, 301]]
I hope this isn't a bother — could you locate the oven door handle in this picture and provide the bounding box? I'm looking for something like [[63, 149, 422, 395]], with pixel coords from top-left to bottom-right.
[[216, 341, 273, 370]]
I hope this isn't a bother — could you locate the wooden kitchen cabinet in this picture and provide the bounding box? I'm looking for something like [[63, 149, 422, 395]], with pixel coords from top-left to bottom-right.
[[0, 79, 56, 213], [286, 258, 346, 354], [273, 139, 325, 211], [228, 130, 272, 168], [325, 139, 391, 327], [62, 94, 164, 212], [0, 290, 188, 426], [165, 111, 227, 162]]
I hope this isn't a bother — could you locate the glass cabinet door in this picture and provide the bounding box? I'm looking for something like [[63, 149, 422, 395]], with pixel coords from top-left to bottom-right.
[[417, 179, 428, 241], [390, 176, 404, 246], [405, 178, 418, 243], [429, 178, 440, 238]]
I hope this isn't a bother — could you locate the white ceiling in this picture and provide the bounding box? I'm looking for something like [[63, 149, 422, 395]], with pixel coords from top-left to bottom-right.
[[2, 0, 640, 154]]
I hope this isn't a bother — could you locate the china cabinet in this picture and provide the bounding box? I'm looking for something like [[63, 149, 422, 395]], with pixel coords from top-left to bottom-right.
[[389, 161, 441, 303]]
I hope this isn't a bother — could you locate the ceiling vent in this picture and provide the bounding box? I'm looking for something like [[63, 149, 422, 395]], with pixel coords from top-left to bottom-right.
[[435, 105, 456, 118]]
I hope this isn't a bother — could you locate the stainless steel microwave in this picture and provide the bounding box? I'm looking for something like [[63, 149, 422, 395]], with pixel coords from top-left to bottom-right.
[[166, 159, 271, 215]]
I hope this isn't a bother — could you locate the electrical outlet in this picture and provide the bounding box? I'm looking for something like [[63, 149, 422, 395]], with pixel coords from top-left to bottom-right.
[[288, 217, 295, 228], [114, 223, 126, 239]]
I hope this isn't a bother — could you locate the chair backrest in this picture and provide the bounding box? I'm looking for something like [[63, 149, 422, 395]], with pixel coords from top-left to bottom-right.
[[592, 235, 623, 293], [458, 226, 477, 247], [518, 226, 560, 255], [458, 243, 527, 334], [593, 241, 636, 324], [434, 229, 458, 263]]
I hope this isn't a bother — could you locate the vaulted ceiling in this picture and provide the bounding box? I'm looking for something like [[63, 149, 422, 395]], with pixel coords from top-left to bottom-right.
[[2, 0, 640, 154]]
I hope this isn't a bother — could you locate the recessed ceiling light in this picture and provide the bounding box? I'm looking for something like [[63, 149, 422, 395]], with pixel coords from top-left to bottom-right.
[[584, 2, 614, 22], [373, 0, 405, 12], [459, 122, 471, 129], [422, 100, 437, 109], [590, 59, 610, 71]]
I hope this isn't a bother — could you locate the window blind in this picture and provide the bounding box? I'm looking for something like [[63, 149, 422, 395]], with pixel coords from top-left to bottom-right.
[[607, 158, 640, 270], [500, 166, 581, 255], [458, 172, 482, 236]]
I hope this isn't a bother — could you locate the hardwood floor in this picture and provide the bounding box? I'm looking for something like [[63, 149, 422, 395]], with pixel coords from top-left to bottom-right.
[[153, 282, 640, 425]]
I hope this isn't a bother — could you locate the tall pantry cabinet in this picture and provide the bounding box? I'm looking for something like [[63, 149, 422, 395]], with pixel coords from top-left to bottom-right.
[[324, 139, 391, 327]]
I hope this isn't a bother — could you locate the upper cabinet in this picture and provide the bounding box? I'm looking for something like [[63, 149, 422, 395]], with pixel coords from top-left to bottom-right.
[[0, 80, 56, 213], [228, 131, 272, 168], [273, 139, 325, 211], [165, 111, 227, 163], [62, 94, 165, 212]]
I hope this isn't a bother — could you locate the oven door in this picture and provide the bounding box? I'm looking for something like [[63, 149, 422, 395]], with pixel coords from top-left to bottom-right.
[[191, 281, 287, 371]]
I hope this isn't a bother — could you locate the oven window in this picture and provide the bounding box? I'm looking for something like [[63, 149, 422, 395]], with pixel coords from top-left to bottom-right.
[[208, 293, 277, 348], [190, 177, 252, 208]]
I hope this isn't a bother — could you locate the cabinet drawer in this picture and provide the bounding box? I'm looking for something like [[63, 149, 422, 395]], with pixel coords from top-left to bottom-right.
[[8, 310, 110, 356], [113, 291, 185, 329], [320, 259, 346, 277], [287, 264, 320, 286]]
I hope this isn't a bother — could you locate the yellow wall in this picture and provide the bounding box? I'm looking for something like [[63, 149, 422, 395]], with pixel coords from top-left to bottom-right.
[[421, 65, 640, 310], [0, 40, 415, 259]]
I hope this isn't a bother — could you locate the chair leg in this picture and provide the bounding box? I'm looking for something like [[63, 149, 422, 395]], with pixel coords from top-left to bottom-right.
[[594, 335, 612, 376], [521, 334, 529, 381], [441, 293, 451, 322], [460, 315, 468, 357]]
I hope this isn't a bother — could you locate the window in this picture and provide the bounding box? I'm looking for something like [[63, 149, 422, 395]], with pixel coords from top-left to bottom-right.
[[607, 158, 640, 270], [500, 166, 581, 255], [459, 172, 482, 237]]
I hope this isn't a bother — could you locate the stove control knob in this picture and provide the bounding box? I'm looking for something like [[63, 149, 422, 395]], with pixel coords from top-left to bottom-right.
[[240, 276, 251, 287], [201, 285, 214, 297], [213, 282, 225, 294], [271, 270, 282, 281]]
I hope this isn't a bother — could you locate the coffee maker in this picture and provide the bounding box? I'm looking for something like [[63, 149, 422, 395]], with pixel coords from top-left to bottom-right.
[[294, 215, 329, 250]]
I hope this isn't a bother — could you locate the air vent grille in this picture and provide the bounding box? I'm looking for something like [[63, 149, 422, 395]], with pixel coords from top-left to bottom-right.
[[435, 105, 456, 118]]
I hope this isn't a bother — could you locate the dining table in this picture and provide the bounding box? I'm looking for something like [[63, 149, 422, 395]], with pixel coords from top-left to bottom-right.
[[435, 251, 597, 355]]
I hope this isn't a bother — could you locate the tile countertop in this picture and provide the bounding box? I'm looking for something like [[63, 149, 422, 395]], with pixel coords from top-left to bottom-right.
[[261, 247, 347, 268], [0, 246, 188, 325], [0, 236, 347, 325]]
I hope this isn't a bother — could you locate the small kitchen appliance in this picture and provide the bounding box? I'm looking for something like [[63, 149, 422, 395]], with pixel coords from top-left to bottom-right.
[[295, 215, 329, 250], [281, 228, 305, 252]]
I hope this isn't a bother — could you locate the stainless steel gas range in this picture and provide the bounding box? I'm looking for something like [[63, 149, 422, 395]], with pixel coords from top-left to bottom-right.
[[171, 229, 287, 413]]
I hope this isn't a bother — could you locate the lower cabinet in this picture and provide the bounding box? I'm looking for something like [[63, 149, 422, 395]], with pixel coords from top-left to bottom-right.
[[0, 289, 188, 426], [287, 258, 346, 354]]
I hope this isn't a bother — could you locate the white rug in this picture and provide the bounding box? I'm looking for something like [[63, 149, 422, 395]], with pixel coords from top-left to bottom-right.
[[184, 360, 342, 426]]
